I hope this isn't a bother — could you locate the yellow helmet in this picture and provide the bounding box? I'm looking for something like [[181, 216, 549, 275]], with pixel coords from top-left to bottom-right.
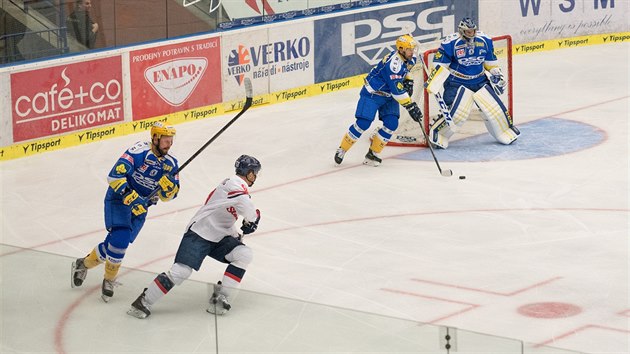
[[396, 34, 416, 51], [151, 121, 176, 140]]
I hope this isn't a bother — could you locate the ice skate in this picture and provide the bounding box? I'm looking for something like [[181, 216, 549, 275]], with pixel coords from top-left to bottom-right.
[[70, 258, 87, 288], [207, 281, 231, 315], [363, 149, 382, 167], [101, 279, 120, 303], [334, 147, 346, 166], [127, 288, 151, 319]]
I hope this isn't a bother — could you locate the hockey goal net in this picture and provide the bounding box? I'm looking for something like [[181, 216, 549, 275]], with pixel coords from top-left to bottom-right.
[[388, 35, 513, 147]]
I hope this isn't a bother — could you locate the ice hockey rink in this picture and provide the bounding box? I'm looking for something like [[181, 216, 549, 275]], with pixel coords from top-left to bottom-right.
[[1, 42, 628, 354]]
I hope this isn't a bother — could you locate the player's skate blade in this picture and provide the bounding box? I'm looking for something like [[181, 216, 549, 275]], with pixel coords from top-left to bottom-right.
[[71, 258, 87, 288], [207, 282, 231, 315], [363, 149, 381, 167], [101, 279, 120, 303], [127, 289, 151, 319], [206, 295, 231, 315], [334, 148, 346, 166]]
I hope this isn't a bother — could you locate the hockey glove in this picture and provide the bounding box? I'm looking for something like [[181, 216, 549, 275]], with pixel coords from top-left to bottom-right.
[[122, 188, 140, 205], [403, 102, 423, 123], [131, 203, 147, 216], [158, 174, 179, 201], [403, 79, 414, 96], [129, 195, 148, 216], [489, 68, 506, 95], [158, 174, 177, 191], [241, 209, 261, 235]]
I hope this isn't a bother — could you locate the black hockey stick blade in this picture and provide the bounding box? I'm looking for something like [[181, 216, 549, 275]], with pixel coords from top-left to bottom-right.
[[417, 119, 453, 177]]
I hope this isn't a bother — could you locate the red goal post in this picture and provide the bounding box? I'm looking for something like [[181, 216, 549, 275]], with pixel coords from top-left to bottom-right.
[[388, 34, 513, 147]]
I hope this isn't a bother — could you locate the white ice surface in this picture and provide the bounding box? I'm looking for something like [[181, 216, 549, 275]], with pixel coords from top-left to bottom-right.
[[0, 43, 628, 354]]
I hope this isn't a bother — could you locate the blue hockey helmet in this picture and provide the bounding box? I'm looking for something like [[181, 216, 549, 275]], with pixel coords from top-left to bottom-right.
[[235, 155, 261, 176], [458, 17, 477, 39]]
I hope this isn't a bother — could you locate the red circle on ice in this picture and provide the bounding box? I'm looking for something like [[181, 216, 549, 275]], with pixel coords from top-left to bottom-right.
[[517, 302, 582, 318]]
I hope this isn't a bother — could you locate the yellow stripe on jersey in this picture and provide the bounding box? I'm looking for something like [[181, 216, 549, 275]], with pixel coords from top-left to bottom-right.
[[109, 179, 127, 193]]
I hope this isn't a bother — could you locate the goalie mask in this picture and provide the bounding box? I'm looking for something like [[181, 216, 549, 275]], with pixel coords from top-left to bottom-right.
[[458, 17, 477, 40]]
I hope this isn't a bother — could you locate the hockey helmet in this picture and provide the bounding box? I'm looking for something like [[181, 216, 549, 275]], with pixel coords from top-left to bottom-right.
[[395, 34, 416, 52], [458, 18, 477, 39], [151, 121, 176, 140], [235, 155, 261, 176]]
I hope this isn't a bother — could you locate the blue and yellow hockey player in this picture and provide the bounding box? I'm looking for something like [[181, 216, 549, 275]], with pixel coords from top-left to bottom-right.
[[334, 34, 423, 167], [71, 122, 180, 302], [426, 17, 520, 149]]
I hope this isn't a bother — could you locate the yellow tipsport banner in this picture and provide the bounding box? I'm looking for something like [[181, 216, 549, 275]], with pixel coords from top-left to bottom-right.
[[513, 32, 630, 55]]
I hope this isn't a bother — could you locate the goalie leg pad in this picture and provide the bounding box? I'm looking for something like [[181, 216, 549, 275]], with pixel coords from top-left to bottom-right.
[[429, 116, 452, 149], [450, 86, 475, 128], [429, 85, 475, 149], [473, 85, 520, 145]]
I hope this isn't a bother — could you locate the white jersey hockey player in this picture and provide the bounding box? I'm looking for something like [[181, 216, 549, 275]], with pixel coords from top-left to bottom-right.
[[127, 155, 262, 318]]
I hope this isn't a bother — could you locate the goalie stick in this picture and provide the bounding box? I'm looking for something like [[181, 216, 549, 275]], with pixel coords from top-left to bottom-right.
[[148, 78, 254, 200]]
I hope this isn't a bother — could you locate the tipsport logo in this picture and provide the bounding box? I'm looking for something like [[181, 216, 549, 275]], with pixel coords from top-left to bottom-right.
[[227, 37, 311, 85], [340, 5, 456, 66]]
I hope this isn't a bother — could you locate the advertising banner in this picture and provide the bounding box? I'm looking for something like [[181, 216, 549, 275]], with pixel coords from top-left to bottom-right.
[[313, 0, 478, 83], [221, 22, 315, 102], [11, 56, 124, 142], [482, 0, 629, 44], [129, 37, 222, 121]]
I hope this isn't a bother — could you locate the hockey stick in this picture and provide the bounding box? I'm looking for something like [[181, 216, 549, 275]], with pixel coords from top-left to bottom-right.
[[176, 78, 253, 173], [148, 78, 253, 200], [416, 115, 453, 177]]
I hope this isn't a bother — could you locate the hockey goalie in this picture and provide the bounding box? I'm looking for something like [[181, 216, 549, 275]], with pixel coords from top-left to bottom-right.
[[425, 18, 520, 149]]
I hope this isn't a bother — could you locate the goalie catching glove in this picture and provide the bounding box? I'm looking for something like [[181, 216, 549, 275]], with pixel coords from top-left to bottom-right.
[[403, 101, 423, 123], [241, 209, 261, 235]]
